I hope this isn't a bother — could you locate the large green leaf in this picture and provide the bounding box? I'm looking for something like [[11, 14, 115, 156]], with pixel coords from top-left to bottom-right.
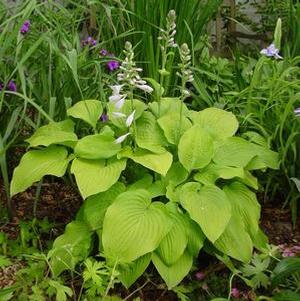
[[102, 189, 172, 263], [26, 120, 77, 147], [128, 174, 153, 191], [178, 125, 214, 171], [118, 148, 172, 176], [74, 132, 120, 160], [180, 183, 231, 242], [71, 158, 126, 199], [156, 204, 188, 266], [213, 137, 257, 167], [135, 112, 167, 153], [214, 215, 253, 263], [158, 112, 192, 145], [49, 221, 92, 277], [163, 161, 189, 186], [224, 182, 260, 239], [191, 108, 238, 140], [246, 146, 279, 170], [152, 251, 193, 289], [186, 219, 205, 257], [11, 146, 70, 196], [194, 164, 258, 189], [118, 253, 151, 288], [149, 97, 189, 118], [76, 182, 126, 231], [67, 100, 103, 128]]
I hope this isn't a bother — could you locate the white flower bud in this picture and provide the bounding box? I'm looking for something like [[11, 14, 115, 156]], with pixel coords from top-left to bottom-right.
[[126, 110, 135, 127], [112, 112, 126, 118], [115, 132, 130, 144], [136, 84, 153, 93]]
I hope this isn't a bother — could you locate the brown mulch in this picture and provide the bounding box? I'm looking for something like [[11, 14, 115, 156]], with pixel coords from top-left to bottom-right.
[[260, 205, 300, 247]]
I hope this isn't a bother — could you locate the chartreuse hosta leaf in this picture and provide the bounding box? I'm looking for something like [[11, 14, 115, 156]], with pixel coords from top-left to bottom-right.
[[49, 221, 92, 277], [158, 112, 192, 145], [191, 107, 239, 140], [214, 215, 253, 263], [108, 99, 147, 129], [224, 182, 260, 239], [11, 146, 71, 196], [71, 158, 126, 199], [26, 119, 77, 147], [163, 161, 189, 186], [178, 125, 214, 171], [149, 97, 189, 118], [135, 111, 168, 153], [246, 146, 279, 170], [118, 253, 152, 288], [152, 251, 193, 289], [155, 203, 189, 266], [74, 131, 121, 159], [67, 99, 103, 128], [118, 147, 172, 176], [180, 183, 231, 242], [194, 164, 258, 189], [102, 189, 172, 263], [186, 218, 205, 257], [213, 137, 256, 167], [213, 137, 279, 169], [76, 182, 126, 231]]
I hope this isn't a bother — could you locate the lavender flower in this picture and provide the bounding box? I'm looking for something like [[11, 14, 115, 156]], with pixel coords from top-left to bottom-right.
[[82, 36, 97, 47], [100, 48, 108, 56], [260, 43, 282, 59], [100, 113, 109, 122], [20, 20, 30, 35], [294, 107, 300, 117], [107, 60, 120, 72]]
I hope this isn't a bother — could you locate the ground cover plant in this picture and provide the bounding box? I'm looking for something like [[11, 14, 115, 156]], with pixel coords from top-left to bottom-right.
[[0, 1, 300, 300]]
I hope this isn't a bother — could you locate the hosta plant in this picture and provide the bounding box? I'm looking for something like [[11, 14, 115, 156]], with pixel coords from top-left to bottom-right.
[[10, 13, 279, 292]]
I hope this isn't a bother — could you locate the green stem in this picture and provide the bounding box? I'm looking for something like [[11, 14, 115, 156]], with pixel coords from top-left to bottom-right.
[[104, 260, 118, 297], [0, 150, 12, 219], [227, 273, 235, 301], [33, 179, 43, 218]]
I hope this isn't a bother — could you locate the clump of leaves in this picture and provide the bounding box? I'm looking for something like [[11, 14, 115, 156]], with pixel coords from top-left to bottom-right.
[[10, 10, 279, 294]]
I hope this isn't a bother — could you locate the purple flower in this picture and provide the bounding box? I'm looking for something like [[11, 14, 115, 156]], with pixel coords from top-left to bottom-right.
[[100, 48, 108, 56], [20, 20, 30, 35], [7, 80, 17, 92], [100, 113, 109, 122], [107, 60, 120, 72], [82, 36, 97, 47], [195, 271, 205, 281], [0, 80, 17, 92], [231, 288, 240, 298], [260, 43, 282, 59], [294, 107, 300, 117]]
